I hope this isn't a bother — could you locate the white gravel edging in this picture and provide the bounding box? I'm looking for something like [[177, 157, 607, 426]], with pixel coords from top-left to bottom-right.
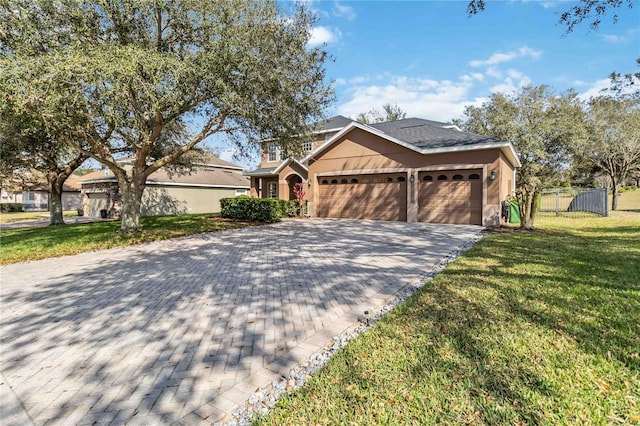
[[220, 231, 485, 426]]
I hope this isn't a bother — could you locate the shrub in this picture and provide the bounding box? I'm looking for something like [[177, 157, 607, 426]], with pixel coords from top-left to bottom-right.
[[0, 203, 23, 212], [277, 199, 299, 217], [220, 197, 282, 222]]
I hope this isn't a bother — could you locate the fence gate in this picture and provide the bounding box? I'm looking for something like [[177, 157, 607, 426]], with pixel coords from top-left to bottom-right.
[[538, 188, 608, 218]]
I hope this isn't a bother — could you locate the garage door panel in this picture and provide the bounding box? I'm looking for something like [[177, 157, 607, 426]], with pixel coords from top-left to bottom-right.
[[418, 170, 483, 225], [318, 174, 407, 221]]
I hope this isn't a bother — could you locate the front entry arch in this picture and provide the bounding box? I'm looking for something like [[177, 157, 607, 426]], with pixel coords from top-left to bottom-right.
[[286, 174, 303, 200]]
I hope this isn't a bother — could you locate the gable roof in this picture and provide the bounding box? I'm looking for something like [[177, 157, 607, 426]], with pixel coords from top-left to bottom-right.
[[313, 115, 355, 133], [302, 119, 521, 168], [79, 165, 249, 188]]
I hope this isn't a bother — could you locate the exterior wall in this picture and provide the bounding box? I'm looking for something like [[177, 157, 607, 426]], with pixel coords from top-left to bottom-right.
[[307, 129, 512, 226], [259, 133, 333, 169], [141, 186, 237, 216], [22, 191, 49, 211], [1, 189, 23, 204]]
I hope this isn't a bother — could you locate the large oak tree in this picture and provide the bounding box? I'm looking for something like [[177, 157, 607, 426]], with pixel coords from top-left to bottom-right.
[[1, 0, 333, 232]]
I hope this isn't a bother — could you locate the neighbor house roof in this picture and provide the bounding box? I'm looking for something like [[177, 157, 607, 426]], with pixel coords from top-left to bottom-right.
[[312, 115, 355, 134], [302, 119, 522, 168], [79, 165, 249, 189], [31, 174, 82, 192]]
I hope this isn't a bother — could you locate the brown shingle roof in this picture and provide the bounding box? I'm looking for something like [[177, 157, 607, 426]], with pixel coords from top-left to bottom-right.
[[79, 165, 249, 188]]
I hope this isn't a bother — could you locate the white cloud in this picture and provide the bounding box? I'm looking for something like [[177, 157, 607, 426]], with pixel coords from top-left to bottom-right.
[[469, 46, 542, 68], [600, 34, 627, 43], [333, 1, 356, 20], [541, 1, 560, 8], [308, 26, 341, 47], [336, 75, 485, 122], [578, 78, 612, 101], [489, 69, 532, 94]]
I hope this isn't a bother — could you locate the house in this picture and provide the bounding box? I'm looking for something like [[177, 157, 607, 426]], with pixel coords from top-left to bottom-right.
[[245, 116, 521, 226], [78, 155, 249, 218], [21, 175, 83, 212]]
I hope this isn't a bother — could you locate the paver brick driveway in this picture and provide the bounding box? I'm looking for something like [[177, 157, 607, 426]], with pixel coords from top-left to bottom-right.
[[0, 219, 482, 425]]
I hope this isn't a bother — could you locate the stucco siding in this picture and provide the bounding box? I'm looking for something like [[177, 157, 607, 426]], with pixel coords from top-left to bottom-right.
[[141, 186, 237, 216]]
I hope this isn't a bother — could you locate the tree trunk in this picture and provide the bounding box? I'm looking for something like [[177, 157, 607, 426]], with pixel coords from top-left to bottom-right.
[[119, 182, 145, 233], [518, 187, 537, 230], [48, 178, 65, 226], [611, 176, 619, 211]]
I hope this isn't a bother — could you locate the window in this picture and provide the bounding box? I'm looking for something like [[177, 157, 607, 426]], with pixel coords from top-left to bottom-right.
[[397, 176, 406, 182], [235, 189, 247, 196], [351, 178, 359, 183], [386, 177, 393, 183], [469, 173, 480, 180], [340, 179, 348, 184], [423, 175, 433, 181], [437, 175, 447, 181], [268, 143, 277, 162], [321, 179, 329, 184], [331, 179, 338, 184], [267, 182, 277, 198], [302, 141, 312, 152], [453, 174, 463, 180], [26, 192, 36, 201]]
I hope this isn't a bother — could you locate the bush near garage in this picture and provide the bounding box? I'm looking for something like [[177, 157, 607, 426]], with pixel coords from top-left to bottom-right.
[[220, 196, 283, 222]]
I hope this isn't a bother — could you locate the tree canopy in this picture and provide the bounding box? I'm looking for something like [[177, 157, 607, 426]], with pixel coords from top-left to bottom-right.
[[1, 0, 333, 231], [355, 103, 407, 125], [457, 85, 586, 228]]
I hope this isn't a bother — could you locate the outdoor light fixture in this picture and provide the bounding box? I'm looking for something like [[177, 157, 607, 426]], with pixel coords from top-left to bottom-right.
[[489, 170, 497, 181], [410, 174, 415, 183], [307, 179, 311, 186]]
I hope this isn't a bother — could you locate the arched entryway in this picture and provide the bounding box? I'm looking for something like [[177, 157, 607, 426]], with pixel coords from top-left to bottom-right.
[[286, 174, 303, 200]]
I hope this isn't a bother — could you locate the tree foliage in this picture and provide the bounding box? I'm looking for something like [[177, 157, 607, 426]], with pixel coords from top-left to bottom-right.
[[457, 85, 586, 229], [580, 95, 640, 210], [0, 109, 88, 225], [355, 103, 407, 124], [467, 0, 634, 33], [0, 0, 333, 231]]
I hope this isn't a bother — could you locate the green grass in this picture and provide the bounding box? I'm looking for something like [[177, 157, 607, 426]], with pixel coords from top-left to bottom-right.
[[0, 213, 261, 265], [256, 213, 640, 425], [0, 210, 78, 224]]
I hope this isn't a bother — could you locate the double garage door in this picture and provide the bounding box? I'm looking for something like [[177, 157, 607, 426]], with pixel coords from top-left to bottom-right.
[[316, 170, 482, 225]]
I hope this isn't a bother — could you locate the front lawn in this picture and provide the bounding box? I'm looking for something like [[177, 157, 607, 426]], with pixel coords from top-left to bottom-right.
[[0, 210, 77, 224], [0, 213, 260, 265], [256, 214, 640, 425]]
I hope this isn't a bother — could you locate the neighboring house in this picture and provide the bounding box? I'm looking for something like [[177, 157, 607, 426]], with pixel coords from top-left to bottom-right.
[[0, 188, 23, 204], [246, 115, 521, 226], [21, 175, 83, 212], [78, 155, 249, 218]]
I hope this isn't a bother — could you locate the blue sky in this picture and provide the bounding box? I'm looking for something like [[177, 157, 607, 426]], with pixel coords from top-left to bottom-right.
[[218, 0, 639, 166]]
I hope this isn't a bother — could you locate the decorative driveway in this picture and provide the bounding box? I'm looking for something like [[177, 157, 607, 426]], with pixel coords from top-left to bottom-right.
[[0, 219, 482, 425]]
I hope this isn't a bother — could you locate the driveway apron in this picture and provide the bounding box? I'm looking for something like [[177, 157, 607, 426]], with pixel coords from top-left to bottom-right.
[[0, 219, 482, 425]]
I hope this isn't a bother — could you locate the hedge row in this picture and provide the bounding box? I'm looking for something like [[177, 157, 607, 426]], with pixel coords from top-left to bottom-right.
[[0, 203, 23, 212], [220, 196, 300, 222]]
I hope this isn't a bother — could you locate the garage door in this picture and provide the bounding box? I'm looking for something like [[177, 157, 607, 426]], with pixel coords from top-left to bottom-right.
[[86, 193, 109, 217], [317, 173, 407, 221], [418, 170, 482, 225]]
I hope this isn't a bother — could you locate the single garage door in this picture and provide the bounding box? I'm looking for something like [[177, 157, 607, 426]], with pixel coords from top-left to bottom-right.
[[86, 193, 109, 217], [418, 170, 482, 225], [317, 173, 407, 221]]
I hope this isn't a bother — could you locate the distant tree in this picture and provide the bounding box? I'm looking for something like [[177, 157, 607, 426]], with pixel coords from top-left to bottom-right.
[[579, 95, 640, 210], [0, 0, 333, 232], [355, 103, 407, 124], [467, 0, 634, 33], [458, 85, 587, 229], [0, 110, 88, 225]]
